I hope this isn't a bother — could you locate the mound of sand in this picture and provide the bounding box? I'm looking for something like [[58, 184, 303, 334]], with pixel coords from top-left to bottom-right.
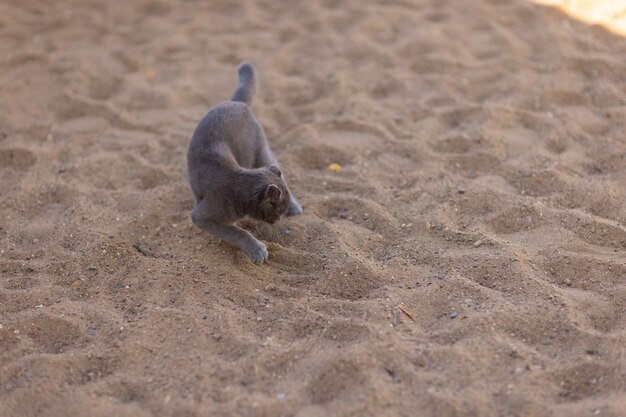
[[1, 0, 625, 416]]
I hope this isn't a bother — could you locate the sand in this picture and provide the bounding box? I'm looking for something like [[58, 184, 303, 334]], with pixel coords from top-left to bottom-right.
[[1, 0, 625, 416]]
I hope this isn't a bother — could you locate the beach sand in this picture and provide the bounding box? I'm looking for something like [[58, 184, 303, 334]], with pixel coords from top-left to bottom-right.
[[1, 0, 625, 416]]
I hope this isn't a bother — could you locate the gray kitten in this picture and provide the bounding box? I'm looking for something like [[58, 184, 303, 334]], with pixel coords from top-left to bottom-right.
[[187, 63, 303, 264]]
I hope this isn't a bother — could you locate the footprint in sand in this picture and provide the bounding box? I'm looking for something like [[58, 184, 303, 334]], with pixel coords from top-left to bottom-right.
[[2, 261, 38, 290], [548, 363, 622, 402], [505, 169, 565, 197], [309, 359, 363, 404], [543, 253, 626, 292], [138, 166, 169, 190], [0, 148, 36, 171], [291, 143, 353, 171], [314, 259, 381, 301], [447, 152, 501, 178], [488, 206, 545, 235], [19, 313, 85, 354], [564, 289, 624, 333], [432, 134, 478, 154], [455, 255, 527, 295], [560, 216, 626, 250]]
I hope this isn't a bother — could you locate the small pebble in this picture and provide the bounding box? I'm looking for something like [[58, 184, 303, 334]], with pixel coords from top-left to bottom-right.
[[276, 393, 285, 400], [450, 311, 458, 319], [564, 278, 572, 286], [328, 163, 342, 173], [282, 227, 292, 236], [473, 240, 483, 248], [133, 242, 152, 257]]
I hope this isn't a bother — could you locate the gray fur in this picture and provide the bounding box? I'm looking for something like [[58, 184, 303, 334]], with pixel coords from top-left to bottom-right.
[[231, 63, 256, 105], [187, 63, 303, 264]]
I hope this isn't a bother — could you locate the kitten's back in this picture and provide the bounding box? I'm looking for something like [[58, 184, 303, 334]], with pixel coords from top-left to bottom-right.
[[188, 63, 262, 169], [188, 102, 259, 169], [187, 63, 269, 202]]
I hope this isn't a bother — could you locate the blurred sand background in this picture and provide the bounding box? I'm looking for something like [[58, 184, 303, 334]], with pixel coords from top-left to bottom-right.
[[1, 0, 625, 416]]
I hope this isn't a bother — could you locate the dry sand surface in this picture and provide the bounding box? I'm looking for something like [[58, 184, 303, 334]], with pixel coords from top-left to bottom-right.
[[1, 0, 626, 416]]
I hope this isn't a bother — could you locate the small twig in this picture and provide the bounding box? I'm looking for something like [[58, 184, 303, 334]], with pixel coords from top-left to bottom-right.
[[141, 345, 154, 353], [398, 303, 417, 322]]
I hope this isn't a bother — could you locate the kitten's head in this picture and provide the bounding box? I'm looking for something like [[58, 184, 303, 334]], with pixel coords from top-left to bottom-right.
[[251, 165, 290, 224]]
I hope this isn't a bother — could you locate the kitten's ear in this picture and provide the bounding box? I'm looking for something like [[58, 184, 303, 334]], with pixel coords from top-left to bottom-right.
[[269, 165, 282, 177], [265, 184, 282, 202]]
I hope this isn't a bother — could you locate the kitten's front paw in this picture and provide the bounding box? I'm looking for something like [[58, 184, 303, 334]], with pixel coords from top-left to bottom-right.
[[246, 241, 269, 265], [287, 199, 303, 216]]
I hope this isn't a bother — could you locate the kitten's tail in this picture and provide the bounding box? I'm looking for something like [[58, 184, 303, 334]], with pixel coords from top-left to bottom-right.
[[231, 62, 256, 106]]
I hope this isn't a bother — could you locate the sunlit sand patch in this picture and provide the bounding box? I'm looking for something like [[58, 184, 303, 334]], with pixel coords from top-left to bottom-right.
[[530, 0, 626, 35]]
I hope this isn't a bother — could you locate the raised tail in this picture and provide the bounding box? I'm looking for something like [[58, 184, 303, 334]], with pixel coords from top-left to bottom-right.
[[231, 62, 256, 105]]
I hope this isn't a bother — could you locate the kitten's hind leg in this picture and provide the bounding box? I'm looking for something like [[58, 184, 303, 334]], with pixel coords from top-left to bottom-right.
[[191, 206, 268, 264]]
